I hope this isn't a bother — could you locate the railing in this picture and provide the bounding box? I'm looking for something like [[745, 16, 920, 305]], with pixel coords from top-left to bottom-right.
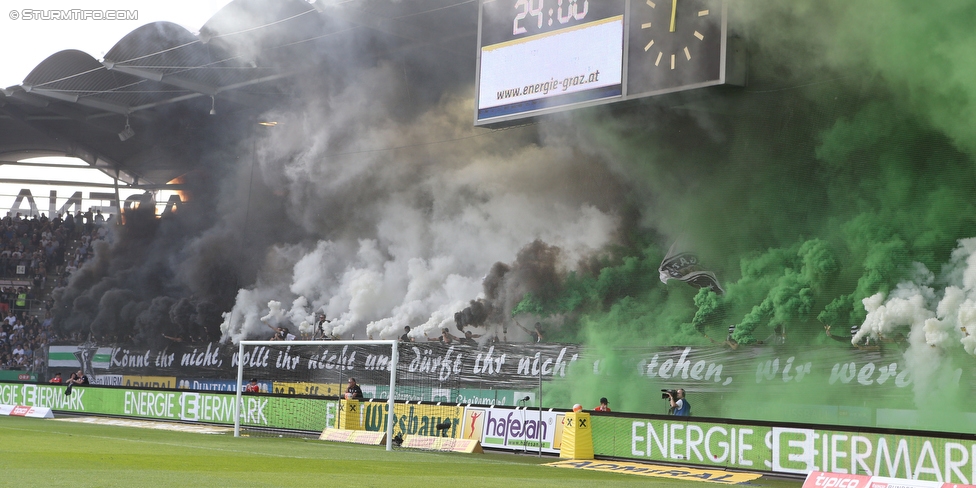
[[0, 346, 46, 375], [0, 298, 49, 317]]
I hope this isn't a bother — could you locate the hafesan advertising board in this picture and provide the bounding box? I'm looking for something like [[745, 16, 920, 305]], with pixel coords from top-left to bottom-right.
[[463, 406, 564, 454]]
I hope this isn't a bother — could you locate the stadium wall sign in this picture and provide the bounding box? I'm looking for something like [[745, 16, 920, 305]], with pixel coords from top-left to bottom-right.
[[49, 342, 974, 397], [6, 188, 183, 219], [49, 342, 585, 390]]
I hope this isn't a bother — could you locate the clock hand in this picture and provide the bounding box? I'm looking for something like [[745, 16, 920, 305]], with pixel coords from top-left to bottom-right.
[[670, 0, 677, 32]]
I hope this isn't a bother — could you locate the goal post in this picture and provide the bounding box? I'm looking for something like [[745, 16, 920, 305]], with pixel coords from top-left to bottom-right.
[[234, 340, 399, 450]]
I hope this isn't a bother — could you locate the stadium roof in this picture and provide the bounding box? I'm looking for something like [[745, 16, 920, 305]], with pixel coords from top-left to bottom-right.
[[0, 0, 477, 188]]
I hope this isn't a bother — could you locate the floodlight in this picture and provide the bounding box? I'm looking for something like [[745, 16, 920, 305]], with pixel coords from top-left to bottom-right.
[[118, 117, 134, 141]]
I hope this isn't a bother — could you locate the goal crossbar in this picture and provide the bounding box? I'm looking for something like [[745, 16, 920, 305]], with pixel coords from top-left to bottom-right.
[[234, 340, 399, 450]]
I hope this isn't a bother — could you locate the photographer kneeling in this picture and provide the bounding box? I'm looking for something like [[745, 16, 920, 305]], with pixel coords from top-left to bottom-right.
[[667, 389, 690, 416]]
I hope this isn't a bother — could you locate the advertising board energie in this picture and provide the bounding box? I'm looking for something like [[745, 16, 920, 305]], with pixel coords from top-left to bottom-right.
[[0, 382, 335, 431], [592, 416, 976, 484]]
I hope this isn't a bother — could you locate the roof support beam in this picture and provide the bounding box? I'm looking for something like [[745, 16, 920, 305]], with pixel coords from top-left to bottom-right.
[[102, 62, 268, 108], [2, 87, 51, 108], [3, 87, 131, 133], [0, 159, 111, 170], [128, 72, 291, 113], [103, 62, 217, 95], [0, 104, 127, 175], [0, 177, 185, 191], [22, 86, 132, 115]]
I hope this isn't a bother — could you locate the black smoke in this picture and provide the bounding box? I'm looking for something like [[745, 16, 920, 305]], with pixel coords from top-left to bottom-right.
[[454, 240, 564, 336]]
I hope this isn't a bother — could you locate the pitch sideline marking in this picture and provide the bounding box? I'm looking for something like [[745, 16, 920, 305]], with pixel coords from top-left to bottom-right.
[[2, 418, 527, 466]]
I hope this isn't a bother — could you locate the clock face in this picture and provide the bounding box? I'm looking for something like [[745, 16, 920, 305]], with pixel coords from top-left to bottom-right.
[[626, 0, 724, 96]]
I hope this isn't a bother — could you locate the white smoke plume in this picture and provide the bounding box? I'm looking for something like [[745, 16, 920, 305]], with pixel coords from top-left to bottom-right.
[[218, 62, 622, 343], [853, 238, 976, 405]]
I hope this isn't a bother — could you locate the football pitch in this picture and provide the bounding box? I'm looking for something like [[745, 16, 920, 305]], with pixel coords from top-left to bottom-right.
[[0, 416, 804, 487]]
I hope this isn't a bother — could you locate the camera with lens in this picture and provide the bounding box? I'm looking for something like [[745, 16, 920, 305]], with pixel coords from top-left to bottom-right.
[[661, 389, 677, 400]]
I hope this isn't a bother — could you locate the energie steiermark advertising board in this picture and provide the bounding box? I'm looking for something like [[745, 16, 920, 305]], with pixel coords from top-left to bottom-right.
[[592, 416, 976, 484], [0, 382, 335, 431], [3, 378, 976, 482]]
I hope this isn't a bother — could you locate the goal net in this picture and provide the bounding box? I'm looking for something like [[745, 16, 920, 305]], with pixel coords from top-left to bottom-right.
[[234, 340, 469, 449], [234, 340, 399, 447]]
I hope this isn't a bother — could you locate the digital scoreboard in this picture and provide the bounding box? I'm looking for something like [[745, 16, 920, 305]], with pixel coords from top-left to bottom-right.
[[475, 0, 729, 126]]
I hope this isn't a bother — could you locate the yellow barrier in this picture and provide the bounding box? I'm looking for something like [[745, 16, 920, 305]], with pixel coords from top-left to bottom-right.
[[559, 412, 593, 459], [319, 429, 385, 445], [401, 435, 483, 453], [360, 402, 464, 438], [336, 399, 362, 430]]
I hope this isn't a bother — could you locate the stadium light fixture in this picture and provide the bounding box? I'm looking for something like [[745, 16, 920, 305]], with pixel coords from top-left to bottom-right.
[[308, 0, 329, 13], [118, 116, 134, 141]]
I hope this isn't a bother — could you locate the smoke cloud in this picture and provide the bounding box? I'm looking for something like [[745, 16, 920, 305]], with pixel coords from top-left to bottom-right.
[[49, 0, 976, 419], [216, 78, 623, 341]]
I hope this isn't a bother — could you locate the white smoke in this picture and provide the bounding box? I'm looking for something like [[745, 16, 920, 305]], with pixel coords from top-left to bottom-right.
[[853, 238, 976, 406], [219, 287, 283, 343], [286, 296, 315, 330], [219, 63, 621, 343], [929, 237, 976, 355]]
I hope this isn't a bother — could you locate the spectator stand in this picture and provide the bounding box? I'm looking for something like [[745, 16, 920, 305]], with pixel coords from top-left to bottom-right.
[[0, 210, 113, 375]]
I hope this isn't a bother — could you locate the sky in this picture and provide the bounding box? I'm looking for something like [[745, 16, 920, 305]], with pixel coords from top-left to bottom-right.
[[0, 1, 234, 214], [1, 0, 234, 89]]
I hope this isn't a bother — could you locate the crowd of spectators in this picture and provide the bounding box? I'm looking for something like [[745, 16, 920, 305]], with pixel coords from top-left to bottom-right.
[[0, 310, 55, 370], [0, 209, 113, 371], [0, 210, 111, 285]]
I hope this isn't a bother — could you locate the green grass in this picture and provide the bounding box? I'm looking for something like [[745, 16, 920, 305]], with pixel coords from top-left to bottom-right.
[[0, 416, 804, 488]]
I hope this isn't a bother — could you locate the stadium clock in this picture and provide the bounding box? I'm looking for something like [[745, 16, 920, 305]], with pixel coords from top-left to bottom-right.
[[626, 0, 726, 96]]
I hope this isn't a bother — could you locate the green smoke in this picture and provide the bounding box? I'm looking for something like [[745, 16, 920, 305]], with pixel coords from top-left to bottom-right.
[[529, 0, 976, 424]]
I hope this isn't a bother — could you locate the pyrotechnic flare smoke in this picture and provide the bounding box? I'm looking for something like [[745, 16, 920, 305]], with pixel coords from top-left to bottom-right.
[[48, 0, 976, 421]]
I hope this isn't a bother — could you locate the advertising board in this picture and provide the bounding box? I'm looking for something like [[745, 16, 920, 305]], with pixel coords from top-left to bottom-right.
[[592, 416, 976, 484], [3, 377, 974, 484], [462, 406, 564, 454], [357, 401, 465, 439], [0, 382, 336, 431]]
